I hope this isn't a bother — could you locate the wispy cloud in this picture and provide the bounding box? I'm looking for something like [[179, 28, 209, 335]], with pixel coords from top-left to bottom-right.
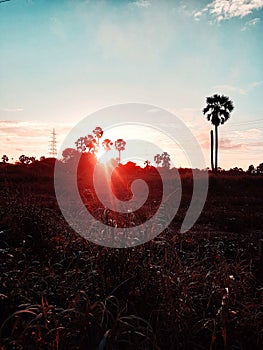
[[194, 0, 263, 22], [96, 9, 175, 60], [132, 0, 151, 8], [1, 107, 24, 112], [213, 84, 246, 95], [233, 128, 262, 139], [213, 81, 262, 95], [0, 120, 73, 160], [219, 137, 246, 150], [241, 17, 260, 30], [249, 81, 262, 89]]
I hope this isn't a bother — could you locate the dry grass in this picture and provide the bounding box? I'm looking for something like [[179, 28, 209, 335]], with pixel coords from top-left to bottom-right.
[[0, 164, 263, 349]]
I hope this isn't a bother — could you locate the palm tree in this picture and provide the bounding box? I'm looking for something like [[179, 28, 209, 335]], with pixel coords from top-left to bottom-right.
[[203, 94, 234, 172], [114, 139, 126, 165], [75, 136, 88, 152], [85, 134, 97, 154], [161, 152, 171, 169], [93, 127, 104, 146], [102, 138, 113, 152], [154, 154, 162, 167]]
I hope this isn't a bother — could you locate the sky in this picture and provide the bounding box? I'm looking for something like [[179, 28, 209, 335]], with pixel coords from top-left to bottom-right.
[[0, 0, 262, 169]]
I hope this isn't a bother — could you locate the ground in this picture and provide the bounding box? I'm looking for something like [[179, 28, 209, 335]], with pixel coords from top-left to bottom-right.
[[0, 162, 262, 349]]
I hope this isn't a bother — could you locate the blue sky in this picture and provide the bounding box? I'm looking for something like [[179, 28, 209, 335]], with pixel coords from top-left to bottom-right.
[[0, 0, 262, 169]]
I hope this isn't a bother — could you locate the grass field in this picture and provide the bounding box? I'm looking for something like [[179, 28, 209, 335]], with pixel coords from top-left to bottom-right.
[[0, 162, 263, 349]]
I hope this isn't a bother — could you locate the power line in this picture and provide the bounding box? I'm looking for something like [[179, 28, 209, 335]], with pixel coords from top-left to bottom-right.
[[49, 128, 57, 158]]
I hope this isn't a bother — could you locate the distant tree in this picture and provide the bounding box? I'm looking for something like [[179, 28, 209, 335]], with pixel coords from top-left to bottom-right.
[[85, 134, 97, 154], [19, 155, 34, 164], [144, 160, 151, 168], [62, 148, 79, 162], [75, 136, 88, 152], [19, 155, 28, 164], [256, 162, 263, 174], [203, 94, 234, 172], [161, 152, 171, 169], [102, 138, 113, 152], [230, 167, 243, 174], [154, 154, 162, 167], [115, 139, 126, 165], [247, 164, 255, 174], [93, 127, 104, 146], [1, 155, 8, 163]]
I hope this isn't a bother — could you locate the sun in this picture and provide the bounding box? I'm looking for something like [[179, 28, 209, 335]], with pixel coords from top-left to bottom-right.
[[96, 146, 107, 163]]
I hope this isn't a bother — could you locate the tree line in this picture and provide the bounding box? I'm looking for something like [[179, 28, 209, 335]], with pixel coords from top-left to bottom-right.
[[0, 93, 261, 172]]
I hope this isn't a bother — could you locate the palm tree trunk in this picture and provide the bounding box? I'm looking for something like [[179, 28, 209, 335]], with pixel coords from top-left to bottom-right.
[[210, 130, 214, 172], [215, 125, 218, 172]]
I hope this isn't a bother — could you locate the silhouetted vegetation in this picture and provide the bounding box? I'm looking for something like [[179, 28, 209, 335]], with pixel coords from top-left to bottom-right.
[[0, 159, 262, 349], [203, 94, 234, 173]]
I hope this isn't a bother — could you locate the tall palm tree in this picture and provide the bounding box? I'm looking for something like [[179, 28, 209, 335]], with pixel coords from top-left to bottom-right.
[[203, 94, 234, 172], [85, 134, 97, 154], [114, 139, 126, 165], [93, 127, 104, 146], [75, 136, 88, 152], [102, 138, 113, 152], [161, 152, 171, 169], [154, 154, 162, 167]]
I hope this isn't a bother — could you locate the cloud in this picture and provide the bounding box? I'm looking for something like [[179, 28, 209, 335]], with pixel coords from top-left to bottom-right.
[[132, 0, 151, 8], [193, 11, 203, 21], [213, 84, 247, 95], [0, 107, 24, 112], [249, 81, 262, 89], [0, 120, 73, 160], [213, 81, 262, 95], [233, 128, 262, 139], [96, 9, 175, 60], [213, 84, 246, 95], [241, 17, 260, 30], [219, 137, 247, 150], [194, 0, 263, 21]]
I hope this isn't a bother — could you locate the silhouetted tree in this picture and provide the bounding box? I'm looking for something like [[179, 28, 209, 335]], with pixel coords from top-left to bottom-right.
[[144, 160, 151, 168], [75, 136, 88, 152], [154, 154, 162, 167], [161, 152, 171, 169], [102, 138, 113, 152], [19, 155, 35, 164], [93, 127, 104, 146], [203, 94, 234, 172], [257, 162, 263, 174], [85, 134, 97, 154], [62, 148, 79, 162], [115, 139, 126, 165], [1, 155, 8, 163], [231, 167, 243, 173], [247, 164, 255, 174]]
